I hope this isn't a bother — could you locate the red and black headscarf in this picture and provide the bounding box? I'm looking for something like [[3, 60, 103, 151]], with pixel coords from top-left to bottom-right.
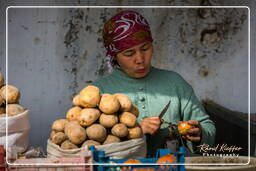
[[102, 10, 153, 67]]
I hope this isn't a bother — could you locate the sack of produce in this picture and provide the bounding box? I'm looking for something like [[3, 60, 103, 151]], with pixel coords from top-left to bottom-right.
[[0, 72, 31, 153], [47, 85, 146, 159], [0, 110, 31, 153], [95, 137, 146, 159], [47, 137, 146, 159]]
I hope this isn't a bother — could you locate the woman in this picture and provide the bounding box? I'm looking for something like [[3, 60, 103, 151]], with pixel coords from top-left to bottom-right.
[[93, 10, 215, 157]]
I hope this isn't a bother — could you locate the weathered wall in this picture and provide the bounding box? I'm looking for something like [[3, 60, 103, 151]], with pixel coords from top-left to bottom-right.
[[0, 0, 255, 149]]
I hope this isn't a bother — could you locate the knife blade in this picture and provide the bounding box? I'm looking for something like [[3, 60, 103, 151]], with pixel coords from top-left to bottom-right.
[[144, 100, 171, 140], [159, 100, 171, 119]]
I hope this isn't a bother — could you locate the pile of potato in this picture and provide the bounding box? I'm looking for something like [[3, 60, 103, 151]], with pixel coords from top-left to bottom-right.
[[50, 85, 143, 150], [0, 72, 26, 117]]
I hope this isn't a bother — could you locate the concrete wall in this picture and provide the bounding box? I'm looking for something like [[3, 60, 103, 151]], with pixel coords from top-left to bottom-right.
[[0, 0, 255, 149]]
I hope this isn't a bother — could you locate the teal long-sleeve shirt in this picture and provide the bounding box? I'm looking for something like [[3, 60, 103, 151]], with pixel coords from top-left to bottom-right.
[[92, 66, 216, 156]]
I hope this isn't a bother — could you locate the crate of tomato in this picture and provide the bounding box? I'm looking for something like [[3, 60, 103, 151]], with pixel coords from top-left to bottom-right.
[[90, 146, 185, 171]]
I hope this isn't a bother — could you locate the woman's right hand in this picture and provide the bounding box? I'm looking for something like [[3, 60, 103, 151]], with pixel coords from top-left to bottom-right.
[[140, 116, 161, 135]]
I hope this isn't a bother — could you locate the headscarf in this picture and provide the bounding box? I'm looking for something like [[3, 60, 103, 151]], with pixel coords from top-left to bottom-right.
[[102, 10, 153, 67]]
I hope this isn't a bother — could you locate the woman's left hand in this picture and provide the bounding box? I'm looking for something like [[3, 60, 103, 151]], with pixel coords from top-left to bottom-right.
[[182, 120, 202, 143]]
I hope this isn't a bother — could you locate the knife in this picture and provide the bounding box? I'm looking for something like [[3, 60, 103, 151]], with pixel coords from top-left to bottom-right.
[[144, 100, 171, 140], [159, 100, 171, 122]]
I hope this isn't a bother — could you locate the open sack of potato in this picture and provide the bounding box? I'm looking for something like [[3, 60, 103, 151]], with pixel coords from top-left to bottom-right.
[[47, 85, 146, 159], [0, 72, 31, 153]]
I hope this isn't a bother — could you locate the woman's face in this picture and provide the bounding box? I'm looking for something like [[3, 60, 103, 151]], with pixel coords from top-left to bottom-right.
[[116, 42, 153, 78]]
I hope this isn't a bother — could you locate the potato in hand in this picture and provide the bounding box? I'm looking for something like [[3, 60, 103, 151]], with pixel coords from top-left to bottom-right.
[[178, 121, 193, 136]]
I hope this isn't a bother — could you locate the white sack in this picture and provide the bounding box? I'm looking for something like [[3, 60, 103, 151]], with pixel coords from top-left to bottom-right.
[[0, 110, 31, 153], [47, 137, 146, 159]]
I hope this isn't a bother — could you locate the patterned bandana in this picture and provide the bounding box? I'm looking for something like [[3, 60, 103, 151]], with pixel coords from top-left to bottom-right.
[[102, 10, 153, 66]]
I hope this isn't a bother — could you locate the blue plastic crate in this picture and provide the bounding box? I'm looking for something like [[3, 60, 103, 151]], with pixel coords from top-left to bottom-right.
[[90, 146, 186, 171]]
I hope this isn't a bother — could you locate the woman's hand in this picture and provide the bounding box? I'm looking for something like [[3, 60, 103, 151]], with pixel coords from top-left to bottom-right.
[[140, 116, 161, 135], [182, 120, 202, 143]]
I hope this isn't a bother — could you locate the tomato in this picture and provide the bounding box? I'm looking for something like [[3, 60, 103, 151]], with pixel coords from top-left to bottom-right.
[[156, 154, 176, 170], [122, 159, 154, 171], [178, 121, 193, 135]]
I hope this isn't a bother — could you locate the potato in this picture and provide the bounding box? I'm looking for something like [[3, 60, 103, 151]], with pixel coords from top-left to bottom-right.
[[60, 140, 78, 150], [79, 108, 101, 127], [86, 124, 107, 143], [72, 94, 80, 106], [0, 72, 4, 88], [79, 85, 101, 108], [114, 93, 132, 112], [99, 113, 118, 128], [128, 126, 143, 139], [6, 104, 25, 116], [103, 135, 120, 145], [64, 120, 80, 132], [66, 106, 82, 121], [111, 123, 128, 138], [0, 85, 20, 103], [0, 113, 6, 117], [82, 140, 101, 147], [99, 94, 120, 114], [0, 113, 16, 117], [0, 95, 4, 106], [119, 112, 137, 127], [65, 124, 87, 145], [52, 119, 68, 132], [50, 130, 57, 139], [51, 132, 67, 145], [0, 107, 5, 114], [129, 104, 139, 117]]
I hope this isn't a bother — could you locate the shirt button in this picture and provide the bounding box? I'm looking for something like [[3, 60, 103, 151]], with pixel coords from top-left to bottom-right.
[[139, 97, 145, 101], [142, 105, 145, 109], [139, 87, 144, 91]]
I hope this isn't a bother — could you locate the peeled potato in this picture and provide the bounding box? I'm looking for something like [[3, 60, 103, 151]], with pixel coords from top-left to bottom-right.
[[86, 124, 107, 143], [119, 112, 137, 127], [178, 121, 193, 136], [52, 119, 68, 132], [66, 106, 82, 121], [82, 140, 101, 147], [129, 104, 139, 117], [0, 85, 20, 103], [65, 124, 87, 145], [51, 132, 67, 145], [111, 123, 128, 138], [99, 113, 118, 128], [6, 104, 25, 116], [79, 108, 101, 127], [60, 140, 78, 150], [0, 72, 4, 88], [99, 94, 120, 114], [79, 85, 101, 108], [103, 135, 120, 145], [114, 93, 132, 112], [128, 125, 143, 139]]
